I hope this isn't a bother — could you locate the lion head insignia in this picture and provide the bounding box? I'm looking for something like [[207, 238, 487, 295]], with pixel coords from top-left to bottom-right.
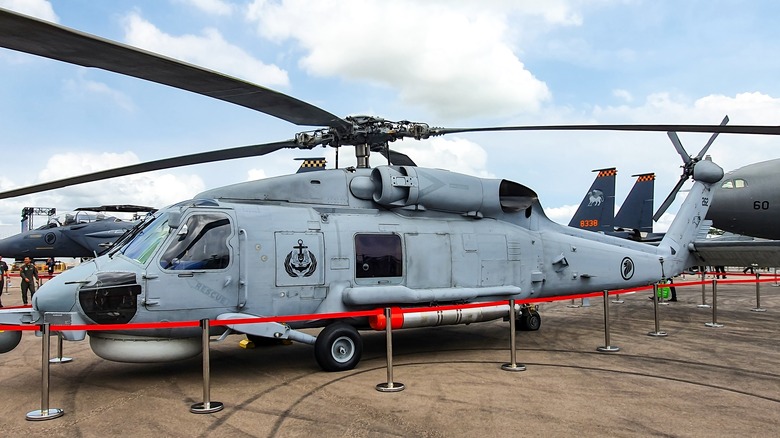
[[620, 257, 634, 280], [284, 239, 317, 277]]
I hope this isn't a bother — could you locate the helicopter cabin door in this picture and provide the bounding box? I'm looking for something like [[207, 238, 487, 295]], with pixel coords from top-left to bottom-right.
[[144, 211, 240, 311]]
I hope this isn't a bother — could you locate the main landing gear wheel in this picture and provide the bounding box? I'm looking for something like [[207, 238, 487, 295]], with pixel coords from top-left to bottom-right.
[[314, 322, 363, 372], [517, 310, 541, 331]]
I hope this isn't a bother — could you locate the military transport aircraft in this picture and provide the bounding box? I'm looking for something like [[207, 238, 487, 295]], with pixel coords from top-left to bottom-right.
[[706, 158, 780, 239], [0, 205, 154, 259], [1, 8, 779, 371], [687, 158, 780, 267]]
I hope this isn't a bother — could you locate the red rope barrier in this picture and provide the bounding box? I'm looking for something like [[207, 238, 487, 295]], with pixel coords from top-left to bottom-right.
[[0, 275, 773, 333]]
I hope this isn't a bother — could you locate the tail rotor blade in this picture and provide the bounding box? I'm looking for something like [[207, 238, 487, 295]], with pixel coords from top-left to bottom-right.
[[695, 115, 729, 160], [667, 132, 691, 165], [653, 176, 688, 222]]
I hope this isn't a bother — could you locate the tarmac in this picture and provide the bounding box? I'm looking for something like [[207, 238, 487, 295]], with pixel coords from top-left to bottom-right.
[[0, 275, 779, 437]]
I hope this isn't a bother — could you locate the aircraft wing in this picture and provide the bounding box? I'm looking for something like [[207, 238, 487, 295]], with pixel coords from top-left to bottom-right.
[[690, 238, 780, 267]]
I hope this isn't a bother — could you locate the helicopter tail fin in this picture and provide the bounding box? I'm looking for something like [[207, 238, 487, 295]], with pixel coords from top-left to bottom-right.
[[568, 167, 616, 233], [657, 159, 723, 275]]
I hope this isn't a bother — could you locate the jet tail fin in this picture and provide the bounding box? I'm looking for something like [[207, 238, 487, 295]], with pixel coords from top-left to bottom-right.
[[614, 173, 655, 233], [568, 167, 616, 233]]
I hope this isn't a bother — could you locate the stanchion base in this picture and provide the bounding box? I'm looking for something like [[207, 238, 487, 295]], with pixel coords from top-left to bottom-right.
[[501, 363, 526, 372], [49, 357, 73, 364], [596, 346, 620, 353], [751, 308, 767, 312], [704, 322, 724, 328], [697, 304, 711, 308], [566, 305, 581, 308], [647, 331, 668, 337], [375, 382, 405, 392], [26, 408, 64, 421], [190, 401, 224, 414], [611, 300, 624, 304], [658, 302, 670, 306]]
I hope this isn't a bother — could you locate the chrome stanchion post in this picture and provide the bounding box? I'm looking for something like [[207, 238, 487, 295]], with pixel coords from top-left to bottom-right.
[[772, 267, 779, 287], [611, 293, 624, 304], [376, 307, 406, 391], [502, 299, 526, 371], [191, 319, 223, 413], [705, 279, 724, 327], [567, 299, 580, 308], [647, 283, 668, 337], [697, 270, 710, 308], [597, 290, 620, 352], [26, 323, 64, 421], [48, 332, 72, 364], [752, 273, 766, 312]]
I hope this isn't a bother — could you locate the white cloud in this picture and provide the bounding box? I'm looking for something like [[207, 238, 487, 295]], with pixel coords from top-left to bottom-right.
[[175, 0, 235, 16], [247, 168, 268, 181], [63, 75, 135, 111], [394, 137, 493, 177], [612, 89, 633, 102], [28, 152, 205, 210], [545, 203, 578, 225], [245, 0, 560, 119], [0, 0, 58, 22], [122, 12, 289, 87]]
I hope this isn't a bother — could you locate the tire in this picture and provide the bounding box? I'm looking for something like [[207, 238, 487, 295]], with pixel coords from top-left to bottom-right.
[[517, 311, 542, 331], [314, 322, 362, 372]]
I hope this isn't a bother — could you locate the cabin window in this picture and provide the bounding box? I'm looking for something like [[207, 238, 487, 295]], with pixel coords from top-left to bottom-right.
[[721, 178, 748, 189], [354, 233, 403, 278], [160, 214, 231, 270]]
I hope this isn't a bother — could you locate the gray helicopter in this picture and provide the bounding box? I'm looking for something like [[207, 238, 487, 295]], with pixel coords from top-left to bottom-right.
[[0, 8, 778, 372]]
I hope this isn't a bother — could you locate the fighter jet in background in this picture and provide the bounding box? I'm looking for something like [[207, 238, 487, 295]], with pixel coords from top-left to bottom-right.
[[0, 205, 154, 259]]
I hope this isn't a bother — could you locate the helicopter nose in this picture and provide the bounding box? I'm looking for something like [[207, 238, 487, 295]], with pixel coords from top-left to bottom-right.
[[33, 261, 97, 314]]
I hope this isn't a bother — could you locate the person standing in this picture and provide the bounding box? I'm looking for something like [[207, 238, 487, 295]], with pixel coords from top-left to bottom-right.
[[46, 257, 55, 281], [19, 256, 39, 305], [0, 255, 7, 296], [0, 255, 6, 307]]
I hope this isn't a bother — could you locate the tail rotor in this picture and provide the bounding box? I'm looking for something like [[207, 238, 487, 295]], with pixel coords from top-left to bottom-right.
[[653, 115, 729, 221]]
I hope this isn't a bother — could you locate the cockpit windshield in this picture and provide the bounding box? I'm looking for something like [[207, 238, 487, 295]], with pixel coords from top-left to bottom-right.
[[121, 212, 171, 264]]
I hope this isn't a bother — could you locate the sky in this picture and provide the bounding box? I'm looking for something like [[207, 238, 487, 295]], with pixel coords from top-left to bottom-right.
[[1, 0, 780, 238]]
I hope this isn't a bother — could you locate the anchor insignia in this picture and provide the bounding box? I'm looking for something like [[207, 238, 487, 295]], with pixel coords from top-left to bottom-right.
[[284, 239, 317, 277]]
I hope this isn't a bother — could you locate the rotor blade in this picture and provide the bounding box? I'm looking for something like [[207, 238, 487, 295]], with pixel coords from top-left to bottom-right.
[[373, 148, 417, 166], [0, 8, 349, 130], [386, 150, 417, 167], [653, 176, 689, 222], [75, 205, 156, 213], [0, 140, 298, 199], [695, 115, 729, 160], [432, 124, 780, 136], [667, 132, 692, 165]]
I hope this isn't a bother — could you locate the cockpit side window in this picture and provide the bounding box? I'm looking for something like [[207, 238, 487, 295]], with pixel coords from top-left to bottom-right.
[[160, 213, 231, 270], [354, 233, 402, 279], [721, 178, 748, 189]]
